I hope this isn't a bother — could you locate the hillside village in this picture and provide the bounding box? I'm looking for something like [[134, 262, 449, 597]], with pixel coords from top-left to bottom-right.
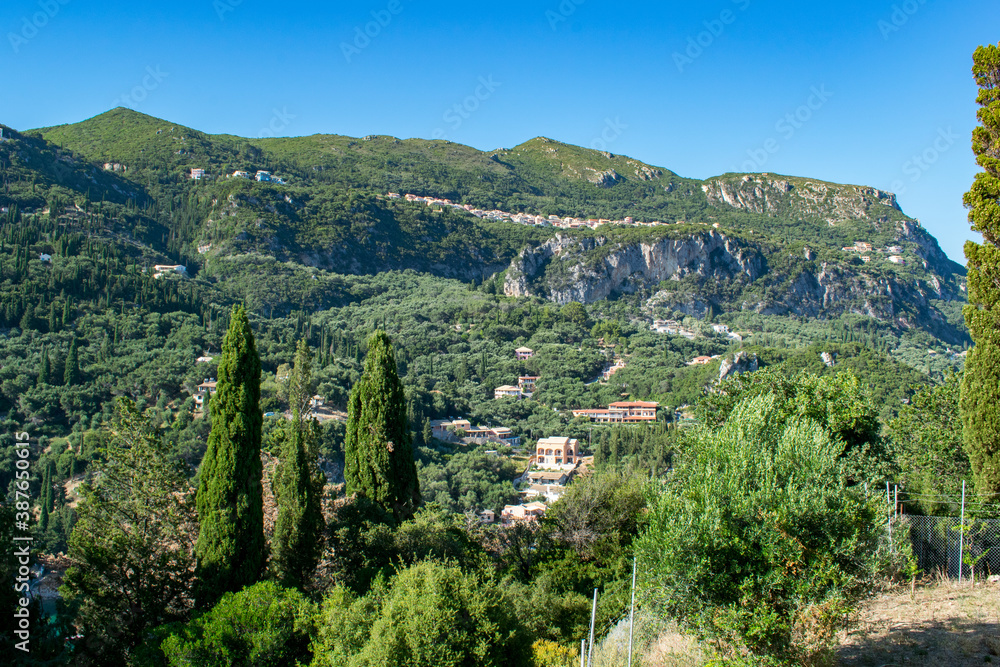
[[383, 192, 698, 230]]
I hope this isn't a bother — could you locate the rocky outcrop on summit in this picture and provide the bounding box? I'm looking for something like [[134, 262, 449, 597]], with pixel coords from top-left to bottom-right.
[[702, 174, 901, 223], [504, 232, 764, 305]]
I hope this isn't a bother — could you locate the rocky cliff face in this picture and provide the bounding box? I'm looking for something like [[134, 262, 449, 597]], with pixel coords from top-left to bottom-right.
[[503, 228, 967, 343], [504, 231, 764, 304], [702, 174, 901, 223], [739, 261, 965, 343]]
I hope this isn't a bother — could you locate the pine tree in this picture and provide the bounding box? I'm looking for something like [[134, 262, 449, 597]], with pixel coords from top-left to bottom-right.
[[195, 304, 264, 607], [62, 400, 196, 663], [271, 414, 325, 589], [961, 43, 1000, 497], [344, 330, 420, 521], [64, 336, 79, 386]]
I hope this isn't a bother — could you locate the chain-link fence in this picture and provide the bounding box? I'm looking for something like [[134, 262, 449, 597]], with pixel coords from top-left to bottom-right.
[[900, 514, 1000, 581]]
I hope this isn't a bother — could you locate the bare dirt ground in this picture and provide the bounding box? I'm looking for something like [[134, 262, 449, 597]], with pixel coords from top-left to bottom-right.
[[836, 580, 1000, 666], [635, 580, 1000, 666]]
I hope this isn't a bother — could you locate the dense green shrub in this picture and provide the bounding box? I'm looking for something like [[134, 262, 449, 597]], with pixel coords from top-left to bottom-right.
[[156, 581, 316, 667], [637, 393, 880, 663], [311, 560, 532, 667]]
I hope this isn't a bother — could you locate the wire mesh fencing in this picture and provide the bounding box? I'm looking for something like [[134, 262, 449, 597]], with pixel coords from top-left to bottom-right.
[[900, 514, 1000, 581]]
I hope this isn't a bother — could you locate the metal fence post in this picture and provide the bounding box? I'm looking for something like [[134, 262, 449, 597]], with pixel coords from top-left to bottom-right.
[[886, 482, 893, 549], [587, 588, 597, 667], [628, 557, 637, 667], [959, 481, 966, 584]]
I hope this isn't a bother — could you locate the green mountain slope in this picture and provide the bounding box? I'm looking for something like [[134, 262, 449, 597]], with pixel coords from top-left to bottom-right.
[[3, 108, 965, 347]]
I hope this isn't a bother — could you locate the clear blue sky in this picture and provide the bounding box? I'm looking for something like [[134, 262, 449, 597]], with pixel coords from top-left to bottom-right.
[[2, 0, 996, 262]]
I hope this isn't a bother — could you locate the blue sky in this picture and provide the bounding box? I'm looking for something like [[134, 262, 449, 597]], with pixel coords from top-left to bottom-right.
[[1, 0, 996, 262]]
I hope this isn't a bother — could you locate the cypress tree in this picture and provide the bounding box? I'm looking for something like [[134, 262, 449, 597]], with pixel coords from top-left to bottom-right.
[[344, 331, 420, 521], [961, 43, 1000, 497], [271, 414, 325, 589], [18, 307, 32, 332], [195, 304, 264, 606], [38, 346, 50, 385], [286, 339, 314, 417], [39, 463, 52, 532], [64, 336, 79, 386]]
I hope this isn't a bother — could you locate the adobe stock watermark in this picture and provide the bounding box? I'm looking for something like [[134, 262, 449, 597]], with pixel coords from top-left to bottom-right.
[[673, 0, 751, 73], [213, 0, 242, 21], [546, 0, 585, 31], [111, 66, 169, 110], [431, 76, 501, 141], [590, 117, 628, 152], [258, 107, 296, 138], [341, 0, 403, 63], [738, 85, 833, 172], [888, 127, 958, 196], [8, 0, 71, 54], [12, 430, 33, 653], [878, 0, 927, 40]]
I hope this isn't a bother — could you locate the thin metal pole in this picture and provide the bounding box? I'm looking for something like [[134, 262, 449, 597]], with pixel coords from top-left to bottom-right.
[[628, 556, 637, 667], [959, 480, 966, 584], [580, 639, 586, 667], [894, 485, 898, 521], [886, 481, 892, 549], [587, 588, 597, 667]]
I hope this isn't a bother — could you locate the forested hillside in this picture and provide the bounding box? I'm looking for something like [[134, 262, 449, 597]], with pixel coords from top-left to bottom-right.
[[0, 104, 980, 666]]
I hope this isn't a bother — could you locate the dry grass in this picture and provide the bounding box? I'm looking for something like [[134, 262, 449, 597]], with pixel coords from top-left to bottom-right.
[[627, 581, 1000, 666], [835, 579, 1000, 666]]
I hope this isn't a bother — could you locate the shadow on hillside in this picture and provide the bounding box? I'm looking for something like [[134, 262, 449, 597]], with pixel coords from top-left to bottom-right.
[[836, 619, 1000, 666]]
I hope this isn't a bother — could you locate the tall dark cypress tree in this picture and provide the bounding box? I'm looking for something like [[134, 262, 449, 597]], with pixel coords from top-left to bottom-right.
[[272, 340, 325, 589], [38, 346, 50, 386], [961, 43, 1000, 497], [272, 414, 325, 589], [64, 336, 79, 386], [345, 331, 420, 521], [195, 304, 264, 606]]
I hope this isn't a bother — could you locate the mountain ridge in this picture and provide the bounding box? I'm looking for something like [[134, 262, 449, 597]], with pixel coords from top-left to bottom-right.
[[0, 108, 966, 346]]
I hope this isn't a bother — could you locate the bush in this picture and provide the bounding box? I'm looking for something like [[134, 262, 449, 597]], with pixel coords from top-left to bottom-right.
[[311, 561, 532, 667], [636, 393, 880, 664], [156, 581, 317, 666]]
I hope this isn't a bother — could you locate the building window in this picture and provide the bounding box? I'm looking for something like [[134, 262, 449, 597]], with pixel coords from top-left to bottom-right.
[[538, 457, 545, 464]]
